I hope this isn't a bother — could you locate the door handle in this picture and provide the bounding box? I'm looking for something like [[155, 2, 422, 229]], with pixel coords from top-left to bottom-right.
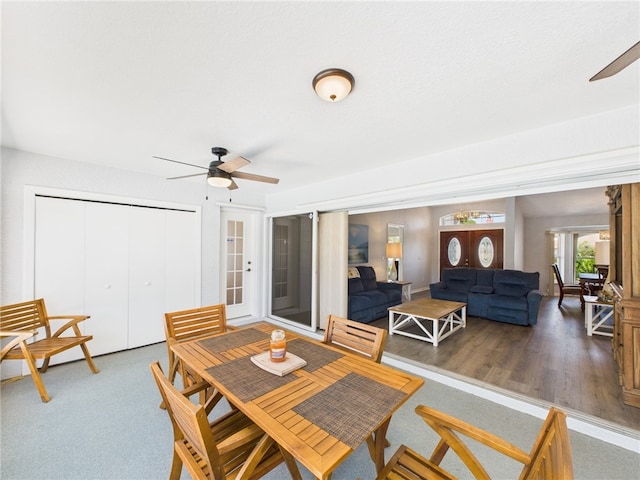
[[246, 268, 251, 272]]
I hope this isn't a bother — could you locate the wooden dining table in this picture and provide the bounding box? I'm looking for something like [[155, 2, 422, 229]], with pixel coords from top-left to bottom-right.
[[170, 322, 424, 479]]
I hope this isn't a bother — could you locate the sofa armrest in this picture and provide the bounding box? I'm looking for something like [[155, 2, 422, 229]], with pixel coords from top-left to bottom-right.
[[430, 281, 446, 290], [526, 289, 543, 325]]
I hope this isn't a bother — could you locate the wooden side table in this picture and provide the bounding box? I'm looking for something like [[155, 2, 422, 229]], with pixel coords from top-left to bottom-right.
[[583, 295, 614, 337], [389, 280, 412, 302]]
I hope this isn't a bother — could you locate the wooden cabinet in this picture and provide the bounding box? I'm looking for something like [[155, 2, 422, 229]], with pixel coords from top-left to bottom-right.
[[34, 196, 199, 363], [607, 183, 640, 408]]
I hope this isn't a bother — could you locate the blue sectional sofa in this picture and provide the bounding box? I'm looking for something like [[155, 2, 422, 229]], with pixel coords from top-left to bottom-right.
[[430, 268, 542, 326], [348, 266, 403, 324]]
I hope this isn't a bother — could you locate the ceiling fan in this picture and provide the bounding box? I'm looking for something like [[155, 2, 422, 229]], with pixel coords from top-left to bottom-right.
[[153, 147, 280, 190], [589, 41, 640, 81]]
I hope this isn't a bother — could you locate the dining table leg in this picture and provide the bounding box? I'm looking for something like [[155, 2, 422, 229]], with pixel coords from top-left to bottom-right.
[[368, 418, 391, 473]]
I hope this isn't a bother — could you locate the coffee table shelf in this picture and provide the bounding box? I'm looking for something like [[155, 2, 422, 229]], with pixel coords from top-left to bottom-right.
[[388, 298, 467, 346]]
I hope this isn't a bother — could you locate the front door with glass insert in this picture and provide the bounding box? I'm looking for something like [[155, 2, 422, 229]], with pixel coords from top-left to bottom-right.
[[439, 230, 503, 276]]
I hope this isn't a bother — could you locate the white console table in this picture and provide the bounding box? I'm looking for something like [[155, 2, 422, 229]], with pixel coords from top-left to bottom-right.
[[584, 295, 614, 337]]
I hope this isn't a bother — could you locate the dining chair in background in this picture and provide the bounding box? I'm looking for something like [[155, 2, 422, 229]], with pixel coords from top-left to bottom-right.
[[323, 314, 388, 363], [149, 362, 302, 480], [377, 405, 573, 480], [163, 304, 234, 412], [551, 264, 584, 311], [324, 314, 392, 452]]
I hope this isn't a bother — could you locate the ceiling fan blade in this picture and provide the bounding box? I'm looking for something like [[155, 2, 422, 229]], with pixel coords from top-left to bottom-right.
[[153, 156, 208, 170], [231, 171, 280, 184], [218, 156, 250, 173], [167, 172, 208, 180], [228, 178, 239, 190], [590, 41, 640, 81]]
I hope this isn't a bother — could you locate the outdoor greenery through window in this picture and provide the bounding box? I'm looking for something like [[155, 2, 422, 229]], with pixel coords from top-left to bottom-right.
[[553, 231, 599, 283], [575, 232, 599, 277]]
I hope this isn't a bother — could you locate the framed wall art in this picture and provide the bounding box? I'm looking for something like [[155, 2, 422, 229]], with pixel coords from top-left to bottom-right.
[[348, 224, 368, 264]]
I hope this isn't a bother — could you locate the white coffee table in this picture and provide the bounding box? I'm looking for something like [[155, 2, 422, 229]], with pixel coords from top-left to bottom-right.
[[584, 295, 614, 337], [388, 298, 466, 346]]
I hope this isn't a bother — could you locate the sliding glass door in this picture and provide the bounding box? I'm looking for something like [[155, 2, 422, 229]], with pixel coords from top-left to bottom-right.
[[270, 212, 316, 329]]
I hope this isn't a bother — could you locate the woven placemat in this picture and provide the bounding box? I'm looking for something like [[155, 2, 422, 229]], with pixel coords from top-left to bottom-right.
[[198, 328, 269, 354], [292, 372, 406, 449], [287, 338, 344, 371], [206, 356, 298, 403]]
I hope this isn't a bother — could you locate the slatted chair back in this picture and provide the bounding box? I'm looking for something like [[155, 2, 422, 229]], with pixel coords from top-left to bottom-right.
[[407, 405, 572, 480], [0, 298, 98, 402], [0, 299, 50, 337], [163, 304, 231, 412], [520, 408, 573, 480], [165, 304, 228, 345], [149, 361, 301, 480], [323, 315, 388, 363]]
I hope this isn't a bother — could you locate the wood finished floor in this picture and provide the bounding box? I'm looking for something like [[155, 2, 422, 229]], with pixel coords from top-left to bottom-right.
[[371, 292, 640, 431]]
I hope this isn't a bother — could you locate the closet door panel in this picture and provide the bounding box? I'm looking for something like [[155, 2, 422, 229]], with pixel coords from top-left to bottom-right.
[[34, 196, 86, 365], [165, 210, 198, 313], [128, 207, 166, 348], [84, 202, 129, 355]]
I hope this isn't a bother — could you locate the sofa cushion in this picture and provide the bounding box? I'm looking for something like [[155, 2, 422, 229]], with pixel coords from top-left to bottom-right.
[[488, 294, 528, 311], [470, 285, 494, 294], [476, 269, 495, 287], [356, 266, 378, 291], [350, 290, 387, 311], [493, 270, 539, 297], [442, 268, 477, 292], [348, 277, 364, 294]]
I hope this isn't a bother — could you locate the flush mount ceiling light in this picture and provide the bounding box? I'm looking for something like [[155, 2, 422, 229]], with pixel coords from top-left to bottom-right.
[[207, 169, 232, 188], [312, 68, 354, 102]]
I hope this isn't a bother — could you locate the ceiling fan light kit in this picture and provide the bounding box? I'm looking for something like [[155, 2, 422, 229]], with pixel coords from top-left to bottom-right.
[[207, 170, 232, 188], [312, 68, 354, 102]]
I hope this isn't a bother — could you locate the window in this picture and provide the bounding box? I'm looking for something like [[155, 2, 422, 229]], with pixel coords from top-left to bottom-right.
[[440, 210, 505, 226]]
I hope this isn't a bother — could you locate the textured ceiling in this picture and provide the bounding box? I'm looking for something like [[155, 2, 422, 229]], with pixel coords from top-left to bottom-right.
[[2, 1, 638, 212]]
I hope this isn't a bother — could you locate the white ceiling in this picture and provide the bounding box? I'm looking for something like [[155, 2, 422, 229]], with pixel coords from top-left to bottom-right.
[[2, 1, 638, 215]]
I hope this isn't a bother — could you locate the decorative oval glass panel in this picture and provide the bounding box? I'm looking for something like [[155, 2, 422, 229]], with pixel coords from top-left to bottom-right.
[[478, 236, 494, 267], [448, 237, 461, 266]]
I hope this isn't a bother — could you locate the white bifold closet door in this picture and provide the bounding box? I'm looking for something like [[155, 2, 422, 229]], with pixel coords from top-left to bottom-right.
[[34, 196, 198, 363]]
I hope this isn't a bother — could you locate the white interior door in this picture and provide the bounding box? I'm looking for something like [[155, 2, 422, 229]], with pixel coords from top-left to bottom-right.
[[221, 210, 256, 319], [34, 196, 86, 365], [128, 207, 166, 348], [165, 210, 199, 312], [84, 202, 129, 356]]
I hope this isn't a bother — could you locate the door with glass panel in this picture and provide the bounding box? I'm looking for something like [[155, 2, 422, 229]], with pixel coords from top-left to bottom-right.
[[221, 210, 256, 319], [440, 230, 503, 276]]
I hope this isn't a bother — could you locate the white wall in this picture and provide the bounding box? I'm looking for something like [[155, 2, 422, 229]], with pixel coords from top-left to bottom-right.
[[0, 147, 266, 308]]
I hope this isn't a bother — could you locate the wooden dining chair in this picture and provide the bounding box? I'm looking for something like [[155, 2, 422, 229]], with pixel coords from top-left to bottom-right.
[[323, 314, 388, 363], [551, 264, 584, 311], [163, 304, 234, 412], [150, 361, 302, 480], [377, 406, 573, 480], [324, 314, 392, 453]]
